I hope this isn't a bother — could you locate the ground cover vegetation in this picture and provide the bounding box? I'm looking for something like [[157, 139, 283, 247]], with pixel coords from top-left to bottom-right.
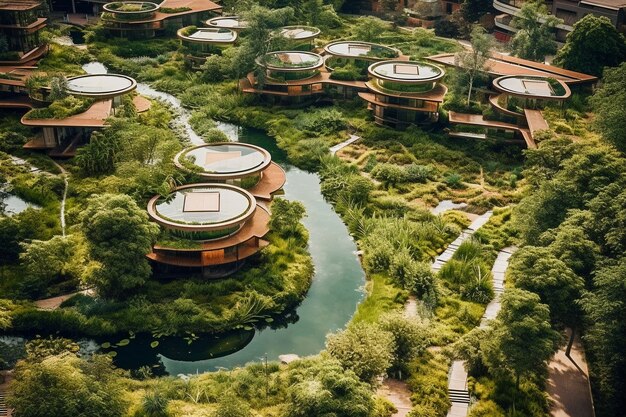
[[1, 3, 624, 417]]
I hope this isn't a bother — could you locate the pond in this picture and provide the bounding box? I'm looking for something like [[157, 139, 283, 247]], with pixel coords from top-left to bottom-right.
[[80, 62, 366, 374], [0, 190, 38, 216]]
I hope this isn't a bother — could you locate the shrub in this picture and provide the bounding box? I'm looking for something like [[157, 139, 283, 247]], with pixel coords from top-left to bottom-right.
[[405, 164, 435, 183], [371, 163, 407, 187], [326, 322, 394, 382]]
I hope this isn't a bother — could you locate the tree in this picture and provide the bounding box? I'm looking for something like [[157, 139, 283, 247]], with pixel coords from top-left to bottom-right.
[[460, 0, 494, 23], [508, 246, 584, 327], [590, 62, 626, 153], [434, 18, 461, 38], [379, 312, 429, 376], [8, 354, 127, 417], [581, 259, 626, 417], [75, 128, 124, 175], [554, 15, 626, 77], [510, 1, 563, 61], [325, 322, 394, 382], [481, 289, 558, 391], [269, 198, 306, 238], [286, 357, 375, 417], [454, 25, 493, 105], [352, 16, 389, 42], [81, 194, 159, 299]]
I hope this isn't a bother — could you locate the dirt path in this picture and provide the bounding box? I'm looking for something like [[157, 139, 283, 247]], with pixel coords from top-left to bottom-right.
[[34, 288, 94, 310], [547, 329, 594, 417], [378, 379, 413, 417]]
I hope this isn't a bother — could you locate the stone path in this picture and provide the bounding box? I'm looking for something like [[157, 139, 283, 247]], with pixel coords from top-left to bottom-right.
[[432, 211, 493, 272], [445, 245, 516, 417], [329, 134, 360, 155], [547, 329, 595, 417], [480, 247, 517, 327], [377, 379, 413, 417], [431, 200, 468, 215]]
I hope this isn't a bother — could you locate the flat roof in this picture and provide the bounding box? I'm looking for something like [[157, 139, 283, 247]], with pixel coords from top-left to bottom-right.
[[324, 41, 400, 60], [427, 52, 597, 85], [149, 184, 257, 231], [493, 75, 571, 99], [278, 26, 320, 40], [369, 60, 444, 83], [66, 74, 137, 98], [257, 51, 324, 71], [206, 15, 248, 30], [178, 27, 237, 43], [174, 143, 271, 179], [103, 1, 159, 13]]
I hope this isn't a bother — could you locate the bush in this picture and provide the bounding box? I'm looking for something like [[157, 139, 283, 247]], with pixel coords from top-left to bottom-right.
[[295, 108, 347, 135], [371, 163, 407, 187]]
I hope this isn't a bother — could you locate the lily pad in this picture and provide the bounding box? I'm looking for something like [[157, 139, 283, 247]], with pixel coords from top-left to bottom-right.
[[101, 342, 111, 349], [107, 351, 117, 357], [116, 339, 130, 347], [150, 341, 159, 348]]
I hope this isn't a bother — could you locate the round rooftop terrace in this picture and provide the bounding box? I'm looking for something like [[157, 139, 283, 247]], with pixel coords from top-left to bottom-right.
[[324, 41, 400, 60], [65, 74, 137, 98], [177, 27, 237, 45], [257, 51, 324, 71], [277, 26, 320, 41], [174, 143, 271, 180], [493, 75, 571, 99], [103, 1, 159, 14], [148, 184, 257, 232], [206, 15, 248, 31], [369, 60, 444, 84]]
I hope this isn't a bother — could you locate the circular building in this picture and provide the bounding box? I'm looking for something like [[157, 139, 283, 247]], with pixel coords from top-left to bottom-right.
[[206, 15, 248, 32], [178, 26, 237, 66], [173, 142, 285, 200], [324, 40, 400, 68], [101, 2, 160, 38], [359, 60, 447, 129], [277, 26, 320, 50], [147, 183, 271, 276], [256, 51, 324, 82]]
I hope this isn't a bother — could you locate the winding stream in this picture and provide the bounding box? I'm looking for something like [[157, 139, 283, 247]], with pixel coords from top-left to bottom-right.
[[82, 62, 366, 374]]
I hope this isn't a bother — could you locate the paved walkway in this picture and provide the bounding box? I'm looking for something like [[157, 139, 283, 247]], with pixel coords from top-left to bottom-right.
[[330, 134, 360, 155], [377, 379, 413, 417], [547, 329, 594, 417], [34, 288, 94, 310], [480, 247, 517, 327], [446, 245, 516, 417], [432, 211, 493, 272]]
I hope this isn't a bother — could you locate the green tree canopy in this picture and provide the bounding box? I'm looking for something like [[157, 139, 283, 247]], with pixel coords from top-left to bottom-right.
[[81, 193, 159, 298], [554, 15, 626, 77], [8, 354, 127, 417], [352, 16, 389, 42], [286, 357, 375, 417], [269, 198, 307, 238], [590, 62, 626, 153], [507, 246, 584, 327], [482, 289, 558, 389], [379, 311, 429, 375], [454, 25, 493, 105], [510, 0, 563, 61], [460, 0, 494, 23], [325, 322, 394, 382]]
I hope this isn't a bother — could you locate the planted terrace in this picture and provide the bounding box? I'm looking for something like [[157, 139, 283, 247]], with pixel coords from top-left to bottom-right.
[[257, 51, 324, 81], [206, 15, 248, 31], [102, 1, 159, 20]]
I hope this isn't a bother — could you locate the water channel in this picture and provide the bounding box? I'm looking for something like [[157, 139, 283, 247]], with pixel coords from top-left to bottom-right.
[[81, 62, 366, 374]]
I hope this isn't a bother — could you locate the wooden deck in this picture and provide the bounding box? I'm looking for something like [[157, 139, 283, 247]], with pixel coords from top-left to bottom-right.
[[248, 162, 286, 200], [21, 99, 112, 128], [448, 111, 536, 149]]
